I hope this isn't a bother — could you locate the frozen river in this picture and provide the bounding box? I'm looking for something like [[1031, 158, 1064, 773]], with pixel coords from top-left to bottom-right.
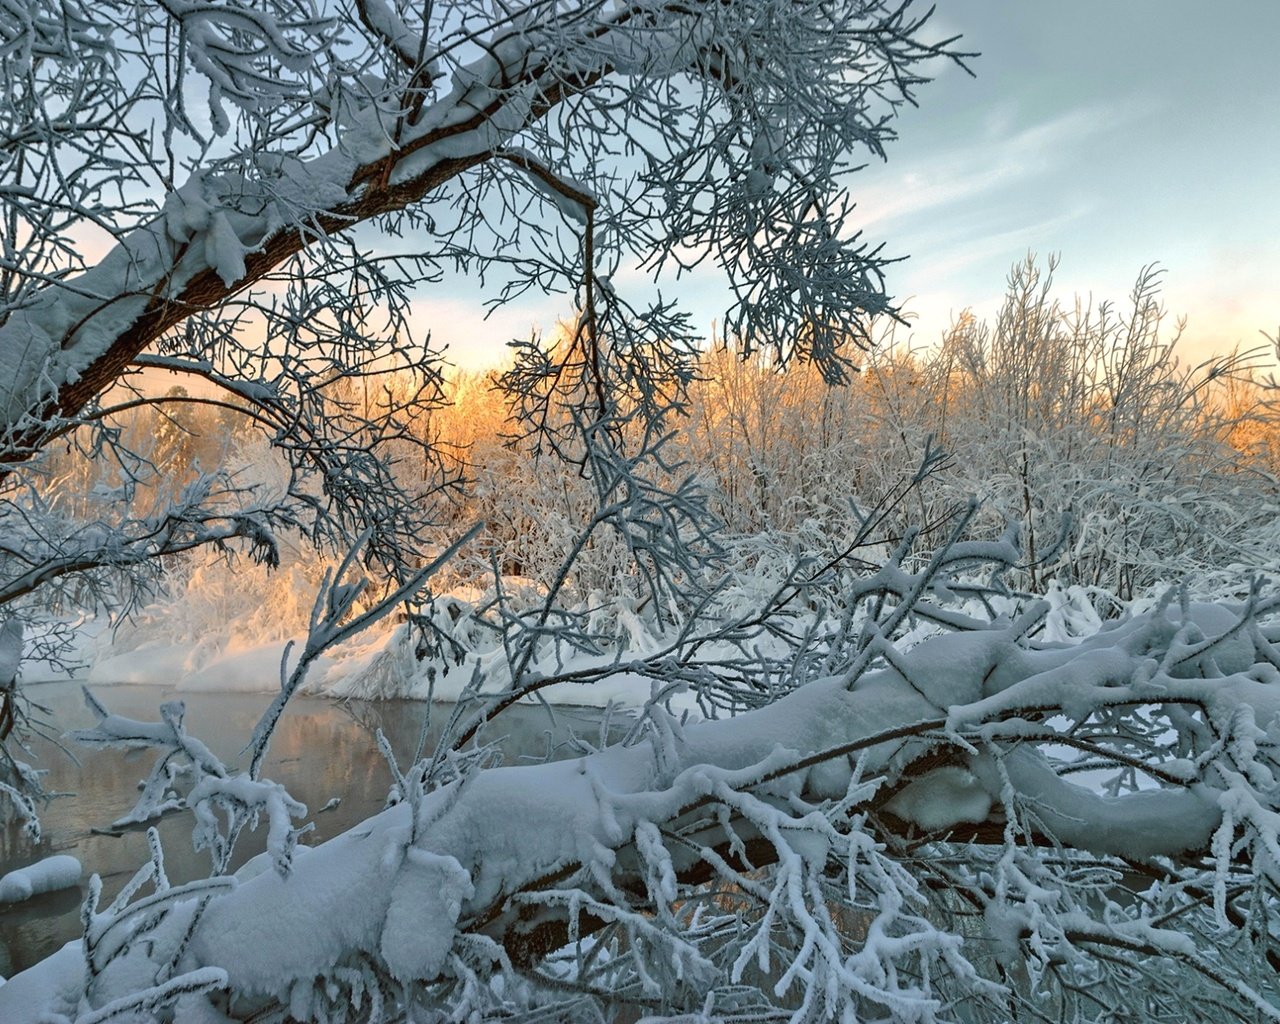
[[0, 680, 618, 978]]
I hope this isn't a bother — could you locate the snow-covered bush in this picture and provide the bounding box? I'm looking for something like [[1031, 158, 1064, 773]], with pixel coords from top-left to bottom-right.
[[11, 532, 1280, 1023], [675, 259, 1278, 598], [879, 257, 1277, 595]]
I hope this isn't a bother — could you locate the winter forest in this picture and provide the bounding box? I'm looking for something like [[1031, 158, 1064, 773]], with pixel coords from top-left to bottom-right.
[[2, 0, 1280, 1021]]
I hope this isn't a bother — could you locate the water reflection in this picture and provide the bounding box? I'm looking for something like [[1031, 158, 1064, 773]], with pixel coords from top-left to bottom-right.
[[0, 681, 620, 976]]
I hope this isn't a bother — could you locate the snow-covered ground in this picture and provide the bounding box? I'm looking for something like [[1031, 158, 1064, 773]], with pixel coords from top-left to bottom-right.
[[72, 577, 1113, 704], [82, 615, 688, 707], [63, 574, 1132, 708]]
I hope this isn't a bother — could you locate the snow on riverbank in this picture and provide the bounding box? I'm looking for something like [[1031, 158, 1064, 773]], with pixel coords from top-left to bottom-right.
[[84, 617, 736, 708], [0, 856, 81, 905], [66, 574, 1145, 706]]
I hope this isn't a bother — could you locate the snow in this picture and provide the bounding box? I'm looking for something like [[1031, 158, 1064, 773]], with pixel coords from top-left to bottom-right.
[[0, 617, 22, 686], [883, 766, 993, 831], [87, 642, 193, 686], [6, 591, 1280, 1019], [161, 175, 213, 243], [380, 847, 475, 982], [187, 773, 308, 876], [83, 603, 692, 708], [1040, 580, 1104, 642], [203, 210, 249, 287], [90, 640, 339, 695], [0, 855, 82, 904], [78, 967, 229, 1024], [0, 941, 83, 1021]]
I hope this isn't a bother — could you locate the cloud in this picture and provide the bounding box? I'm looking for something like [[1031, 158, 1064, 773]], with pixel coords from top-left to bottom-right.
[[849, 99, 1152, 234], [903, 202, 1094, 282]]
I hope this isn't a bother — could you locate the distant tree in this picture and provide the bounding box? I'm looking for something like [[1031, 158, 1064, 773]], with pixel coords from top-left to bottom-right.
[[143, 385, 197, 479]]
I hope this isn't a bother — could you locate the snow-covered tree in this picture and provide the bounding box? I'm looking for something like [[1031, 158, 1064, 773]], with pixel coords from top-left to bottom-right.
[[0, 0, 965, 706], [1, 0, 958, 446], [875, 257, 1278, 596], [6, 2, 1280, 1023], [678, 258, 1278, 599]]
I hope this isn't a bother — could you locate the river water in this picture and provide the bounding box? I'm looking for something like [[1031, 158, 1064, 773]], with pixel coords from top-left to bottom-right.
[[0, 680, 619, 979]]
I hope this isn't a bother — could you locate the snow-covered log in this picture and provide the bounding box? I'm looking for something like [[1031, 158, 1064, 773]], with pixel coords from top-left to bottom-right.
[[6, 596, 1280, 1021]]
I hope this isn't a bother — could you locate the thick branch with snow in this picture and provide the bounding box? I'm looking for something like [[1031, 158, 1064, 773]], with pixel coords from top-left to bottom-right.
[[0, 0, 966, 456], [5, 596, 1280, 1021]]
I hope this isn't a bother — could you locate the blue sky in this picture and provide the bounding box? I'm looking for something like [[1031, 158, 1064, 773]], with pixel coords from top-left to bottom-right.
[[424, 0, 1280, 369]]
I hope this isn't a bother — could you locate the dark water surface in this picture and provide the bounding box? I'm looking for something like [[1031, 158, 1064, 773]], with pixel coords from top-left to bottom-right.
[[0, 680, 616, 978]]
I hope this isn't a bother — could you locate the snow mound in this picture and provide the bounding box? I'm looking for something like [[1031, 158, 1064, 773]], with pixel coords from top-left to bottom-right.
[[0, 855, 82, 904]]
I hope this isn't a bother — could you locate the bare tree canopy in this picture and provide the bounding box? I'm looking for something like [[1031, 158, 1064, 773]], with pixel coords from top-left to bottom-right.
[[1, 0, 963, 454]]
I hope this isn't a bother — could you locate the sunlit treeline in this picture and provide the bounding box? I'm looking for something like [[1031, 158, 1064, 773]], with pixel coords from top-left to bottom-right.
[[419, 258, 1280, 599], [45, 258, 1280, 616]]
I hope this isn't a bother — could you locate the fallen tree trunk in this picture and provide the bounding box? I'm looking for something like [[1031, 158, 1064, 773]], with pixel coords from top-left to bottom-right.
[[5, 598, 1280, 1023]]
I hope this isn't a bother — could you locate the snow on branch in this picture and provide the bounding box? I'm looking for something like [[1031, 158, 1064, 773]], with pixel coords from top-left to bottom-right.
[[0, 0, 971, 457], [9, 586, 1280, 1021]]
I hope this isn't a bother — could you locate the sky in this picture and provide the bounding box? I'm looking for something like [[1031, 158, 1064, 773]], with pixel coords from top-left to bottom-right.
[[426, 0, 1280, 371]]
